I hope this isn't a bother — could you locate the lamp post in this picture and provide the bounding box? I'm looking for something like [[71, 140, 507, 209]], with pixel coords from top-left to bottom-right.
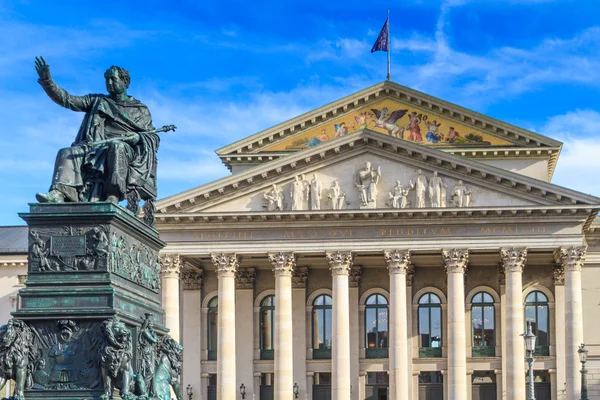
[[522, 321, 537, 400], [239, 383, 246, 399], [186, 384, 193, 400], [579, 343, 589, 400], [293, 382, 299, 399]]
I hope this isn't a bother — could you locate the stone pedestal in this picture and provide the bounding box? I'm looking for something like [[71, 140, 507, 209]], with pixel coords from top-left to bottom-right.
[[13, 202, 167, 400]]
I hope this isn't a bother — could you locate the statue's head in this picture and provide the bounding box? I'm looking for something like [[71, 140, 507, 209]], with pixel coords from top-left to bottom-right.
[[396, 181, 401, 186], [104, 66, 130, 96], [458, 180, 463, 185], [57, 320, 78, 342], [365, 161, 371, 169], [433, 171, 438, 177]]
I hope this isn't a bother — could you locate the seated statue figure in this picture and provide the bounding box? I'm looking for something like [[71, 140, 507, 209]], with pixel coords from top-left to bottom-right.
[[34, 57, 172, 207]]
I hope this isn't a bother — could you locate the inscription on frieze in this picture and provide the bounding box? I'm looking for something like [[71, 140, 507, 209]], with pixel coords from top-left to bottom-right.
[[50, 235, 86, 256]]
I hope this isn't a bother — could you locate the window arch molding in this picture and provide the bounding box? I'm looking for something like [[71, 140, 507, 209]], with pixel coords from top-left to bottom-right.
[[254, 289, 276, 307], [202, 290, 219, 308], [360, 288, 390, 305], [522, 285, 554, 304], [412, 287, 447, 305], [307, 288, 333, 306], [466, 286, 500, 304]]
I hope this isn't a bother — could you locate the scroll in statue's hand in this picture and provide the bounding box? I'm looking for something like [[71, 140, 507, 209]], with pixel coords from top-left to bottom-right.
[[35, 56, 51, 81]]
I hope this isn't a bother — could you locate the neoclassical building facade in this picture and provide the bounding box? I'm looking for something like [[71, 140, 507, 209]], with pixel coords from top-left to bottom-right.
[[2, 81, 600, 400]]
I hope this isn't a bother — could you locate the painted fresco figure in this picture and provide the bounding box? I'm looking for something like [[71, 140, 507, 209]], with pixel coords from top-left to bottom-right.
[[354, 161, 381, 208], [34, 57, 163, 205], [410, 169, 428, 208], [263, 184, 284, 211], [328, 181, 346, 210], [290, 176, 306, 211], [429, 171, 448, 208], [387, 181, 411, 209], [310, 174, 322, 211], [406, 112, 423, 142], [451, 180, 472, 208], [426, 120, 442, 143]]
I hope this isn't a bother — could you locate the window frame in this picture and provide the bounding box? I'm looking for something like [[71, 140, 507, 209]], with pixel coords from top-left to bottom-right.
[[364, 293, 389, 358], [312, 294, 332, 359], [259, 295, 275, 360], [470, 291, 496, 357], [417, 293, 443, 358], [207, 296, 218, 360], [525, 290, 550, 356]]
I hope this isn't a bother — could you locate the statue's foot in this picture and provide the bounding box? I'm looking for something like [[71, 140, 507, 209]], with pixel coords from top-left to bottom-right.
[[36, 190, 65, 203], [106, 195, 119, 204]]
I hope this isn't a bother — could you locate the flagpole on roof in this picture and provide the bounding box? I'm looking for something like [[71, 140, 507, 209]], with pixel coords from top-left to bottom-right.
[[387, 9, 391, 81]]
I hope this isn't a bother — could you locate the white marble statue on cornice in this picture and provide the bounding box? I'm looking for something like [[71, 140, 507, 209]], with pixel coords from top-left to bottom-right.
[[301, 174, 310, 210], [309, 173, 322, 210], [263, 183, 284, 211], [387, 181, 411, 209], [328, 180, 346, 210], [429, 171, 448, 208], [290, 175, 305, 211], [354, 161, 381, 209], [410, 169, 428, 208], [451, 180, 472, 208]]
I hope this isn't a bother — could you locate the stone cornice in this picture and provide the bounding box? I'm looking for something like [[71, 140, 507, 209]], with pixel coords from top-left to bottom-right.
[[210, 253, 239, 278], [384, 250, 411, 274], [326, 251, 354, 275], [159, 253, 181, 278], [500, 248, 527, 273], [267, 252, 297, 277], [181, 268, 204, 290], [156, 131, 597, 215], [554, 246, 587, 272], [216, 81, 560, 158], [442, 249, 469, 274]]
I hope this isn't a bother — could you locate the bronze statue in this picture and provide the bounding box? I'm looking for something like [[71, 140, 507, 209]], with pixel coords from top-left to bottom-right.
[[34, 57, 175, 213], [0, 319, 36, 400]]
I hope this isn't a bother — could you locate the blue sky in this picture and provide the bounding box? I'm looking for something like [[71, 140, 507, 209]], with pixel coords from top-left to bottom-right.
[[1, 0, 600, 225]]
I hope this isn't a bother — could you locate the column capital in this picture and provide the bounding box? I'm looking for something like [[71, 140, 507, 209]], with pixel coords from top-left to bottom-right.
[[384, 250, 411, 274], [442, 249, 469, 274], [500, 248, 527, 273], [267, 252, 297, 277], [181, 268, 204, 290], [159, 253, 181, 278], [210, 253, 239, 277], [326, 251, 354, 275], [292, 267, 308, 288], [553, 264, 565, 285], [236, 268, 256, 289], [554, 246, 587, 271], [349, 266, 362, 288]]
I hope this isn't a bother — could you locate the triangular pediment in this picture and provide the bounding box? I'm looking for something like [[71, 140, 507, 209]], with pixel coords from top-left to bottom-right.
[[157, 130, 597, 215], [216, 81, 562, 160]]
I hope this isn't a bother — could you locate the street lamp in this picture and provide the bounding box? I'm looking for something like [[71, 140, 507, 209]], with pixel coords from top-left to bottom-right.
[[293, 382, 299, 399], [522, 321, 537, 400], [186, 384, 193, 400], [239, 383, 246, 399], [579, 343, 589, 400]]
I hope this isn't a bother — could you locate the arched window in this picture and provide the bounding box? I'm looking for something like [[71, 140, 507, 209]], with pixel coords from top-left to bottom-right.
[[471, 292, 495, 357], [260, 295, 275, 360], [525, 291, 550, 356], [365, 294, 389, 358], [207, 296, 218, 360], [312, 294, 332, 359], [418, 293, 442, 358]]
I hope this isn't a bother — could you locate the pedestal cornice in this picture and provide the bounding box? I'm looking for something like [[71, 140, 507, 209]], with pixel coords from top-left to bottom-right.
[[267, 252, 297, 277], [442, 249, 469, 274], [554, 246, 586, 272], [326, 251, 354, 275], [210, 253, 239, 277], [384, 250, 411, 274], [500, 248, 527, 273]]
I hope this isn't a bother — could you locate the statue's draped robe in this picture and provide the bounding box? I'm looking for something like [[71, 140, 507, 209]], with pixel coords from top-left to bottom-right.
[[39, 78, 159, 202]]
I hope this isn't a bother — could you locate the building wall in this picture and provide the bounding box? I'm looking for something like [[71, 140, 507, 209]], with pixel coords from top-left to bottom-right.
[[582, 262, 600, 396]]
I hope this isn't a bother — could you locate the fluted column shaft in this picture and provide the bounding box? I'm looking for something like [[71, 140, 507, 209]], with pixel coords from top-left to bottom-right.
[[556, 246, 586, 399], [384, 250, 411, 400], [327, 251, 354, 400], [269, 253, 296, 400], [211, 253, 239, 400], [443, 249, 469, 400], [500, 248, 527, 400], [159, 254, 182, 342]]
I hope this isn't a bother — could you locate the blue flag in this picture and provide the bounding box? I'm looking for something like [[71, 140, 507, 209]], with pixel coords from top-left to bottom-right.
[[371, 18, 389, 53]]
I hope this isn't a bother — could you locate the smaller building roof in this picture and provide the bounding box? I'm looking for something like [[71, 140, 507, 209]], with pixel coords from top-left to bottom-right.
[[0, 226, 28, 253]]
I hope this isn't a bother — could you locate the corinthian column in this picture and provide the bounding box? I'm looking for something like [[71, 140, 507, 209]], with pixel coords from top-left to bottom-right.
[[268, 252, 297, 400], [159, 253, 181, 341], [384, 250, 411, 400], [500, 248, 527, 400], [211, 253, 240, 400], [555, 246, 586, 399], [442, 249, 469, 400], [326, 251, 354, 400]]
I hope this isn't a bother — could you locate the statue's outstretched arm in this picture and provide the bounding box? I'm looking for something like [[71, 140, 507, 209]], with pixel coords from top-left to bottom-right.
[[35, 56, 93, 112]]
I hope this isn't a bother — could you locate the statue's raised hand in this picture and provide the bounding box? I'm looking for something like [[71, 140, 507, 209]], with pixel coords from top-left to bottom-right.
[[35, 56, 51, 80]]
